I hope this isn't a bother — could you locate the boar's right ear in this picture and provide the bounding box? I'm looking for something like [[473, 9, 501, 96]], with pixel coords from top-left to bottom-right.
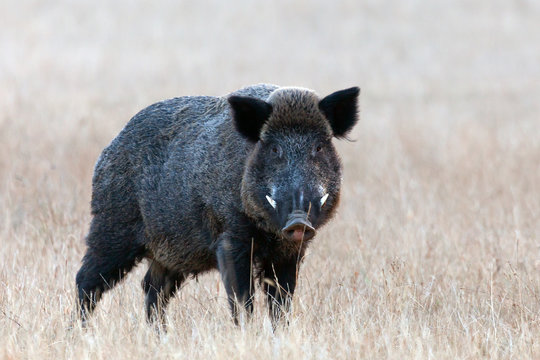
[[228, 96, 273, 142], [319, 87, 360, 138]]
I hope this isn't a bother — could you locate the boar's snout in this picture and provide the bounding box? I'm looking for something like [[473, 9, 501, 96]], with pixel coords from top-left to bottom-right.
[[282, 210, 316, 242]]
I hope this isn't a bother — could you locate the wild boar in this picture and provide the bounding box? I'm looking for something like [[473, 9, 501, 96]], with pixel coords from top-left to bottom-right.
[[75, 84, 360, 324]]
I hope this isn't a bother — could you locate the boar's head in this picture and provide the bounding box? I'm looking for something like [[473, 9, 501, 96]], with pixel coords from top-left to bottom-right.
[[229, 86, 359, 243]]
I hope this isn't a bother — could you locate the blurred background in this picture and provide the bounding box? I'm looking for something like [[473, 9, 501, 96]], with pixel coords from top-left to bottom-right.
[[1, 0, 538, 218], [0, 1, 539, 358]]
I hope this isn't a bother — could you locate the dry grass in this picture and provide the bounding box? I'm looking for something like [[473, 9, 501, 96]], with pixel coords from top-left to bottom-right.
[[1, 1, 539, 359]]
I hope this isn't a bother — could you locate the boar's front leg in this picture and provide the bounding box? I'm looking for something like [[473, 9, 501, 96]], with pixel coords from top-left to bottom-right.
[[216, 232, 254, 324], [263, 260, 298, 324]]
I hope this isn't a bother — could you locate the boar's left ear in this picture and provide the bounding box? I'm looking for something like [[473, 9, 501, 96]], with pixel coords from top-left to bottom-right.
[[228, 96, 273, 142], [319, 87, 360, 138]]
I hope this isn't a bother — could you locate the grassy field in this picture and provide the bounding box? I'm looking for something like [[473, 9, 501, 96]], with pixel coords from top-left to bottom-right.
[[1, 1, 539, 358]]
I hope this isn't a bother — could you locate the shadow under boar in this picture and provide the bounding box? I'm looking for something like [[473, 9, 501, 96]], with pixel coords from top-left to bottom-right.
[[75, 84, 360, 325]]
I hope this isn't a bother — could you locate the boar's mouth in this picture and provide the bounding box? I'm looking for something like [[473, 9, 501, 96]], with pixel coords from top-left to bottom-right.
[[282, 211, 316, 242]]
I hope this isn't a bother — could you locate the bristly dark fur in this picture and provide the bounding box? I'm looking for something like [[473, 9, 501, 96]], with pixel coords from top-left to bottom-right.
[[75, 83, 360, 326]]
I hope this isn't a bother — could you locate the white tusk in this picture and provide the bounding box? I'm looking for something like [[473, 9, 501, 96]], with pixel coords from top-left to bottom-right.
[[266, 195, 277, 209], [320, 193, 329, 207]]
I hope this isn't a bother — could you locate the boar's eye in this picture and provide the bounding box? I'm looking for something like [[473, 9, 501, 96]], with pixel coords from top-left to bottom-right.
[[313, 144, 323, 156], [270, 145, 282, 157]]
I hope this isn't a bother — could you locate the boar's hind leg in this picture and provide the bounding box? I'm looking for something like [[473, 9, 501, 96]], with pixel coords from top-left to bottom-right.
[[216, 233, 254, 324], [76, 215, 146, 322], [263, 261, 298, 324], [142, 261, 185, 322]]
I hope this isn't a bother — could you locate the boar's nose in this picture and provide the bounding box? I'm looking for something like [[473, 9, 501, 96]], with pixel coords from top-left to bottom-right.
[[282, 211, 316, 242]]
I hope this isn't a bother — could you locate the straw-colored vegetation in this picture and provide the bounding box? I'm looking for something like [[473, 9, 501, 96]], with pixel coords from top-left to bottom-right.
[[1, 1, 539, 358]]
